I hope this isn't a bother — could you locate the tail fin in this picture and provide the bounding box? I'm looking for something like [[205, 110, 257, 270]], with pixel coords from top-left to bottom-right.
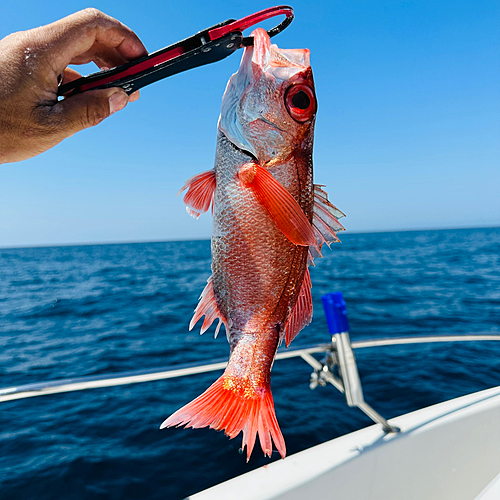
[[160, 375, 286, 461]]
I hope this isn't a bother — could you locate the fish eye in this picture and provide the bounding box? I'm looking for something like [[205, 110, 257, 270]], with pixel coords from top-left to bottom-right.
[[285, 84, 316, 122], [291, 91, 310, 109]]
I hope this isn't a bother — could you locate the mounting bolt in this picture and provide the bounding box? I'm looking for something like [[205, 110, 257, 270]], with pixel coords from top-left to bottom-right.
[[309, 372, 319, 390]]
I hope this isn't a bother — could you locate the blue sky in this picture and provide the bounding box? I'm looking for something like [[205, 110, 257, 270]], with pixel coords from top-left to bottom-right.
[[1, 0, 499, 247]]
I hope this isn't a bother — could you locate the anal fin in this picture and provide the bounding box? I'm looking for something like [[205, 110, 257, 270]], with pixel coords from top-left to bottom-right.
[[190, 276, 227, 338]]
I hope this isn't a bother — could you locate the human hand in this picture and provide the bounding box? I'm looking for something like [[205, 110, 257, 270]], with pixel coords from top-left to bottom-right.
[[0, 8, 148, 164]]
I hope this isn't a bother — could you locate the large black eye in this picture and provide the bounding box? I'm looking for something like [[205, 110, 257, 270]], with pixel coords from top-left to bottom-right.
[[285, 85, 316, 122], [291, 90, 310, 110]]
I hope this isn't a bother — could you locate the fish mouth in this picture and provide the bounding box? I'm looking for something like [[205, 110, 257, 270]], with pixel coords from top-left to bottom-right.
[[250, 28, 272, 69], [250, 28, 311, 79]]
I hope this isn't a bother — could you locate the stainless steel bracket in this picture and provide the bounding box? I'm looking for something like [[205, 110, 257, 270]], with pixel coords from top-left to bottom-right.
[[307, 333, 400, 434]]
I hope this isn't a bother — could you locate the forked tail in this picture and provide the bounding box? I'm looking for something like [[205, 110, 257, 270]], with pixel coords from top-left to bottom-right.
[[160, 375, 286, 461]]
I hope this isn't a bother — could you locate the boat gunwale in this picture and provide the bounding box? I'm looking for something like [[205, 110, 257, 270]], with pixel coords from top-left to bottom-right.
[[1, 334, 499, 403]]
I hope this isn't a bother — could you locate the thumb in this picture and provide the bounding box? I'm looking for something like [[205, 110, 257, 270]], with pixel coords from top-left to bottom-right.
[[57, 88, 129, 136]]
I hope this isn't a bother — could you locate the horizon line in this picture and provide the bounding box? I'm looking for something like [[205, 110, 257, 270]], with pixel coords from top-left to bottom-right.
[[1, 224, 498, 251]]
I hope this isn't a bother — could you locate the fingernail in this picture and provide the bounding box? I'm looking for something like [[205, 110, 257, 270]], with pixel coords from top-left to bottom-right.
[[129, 90, 140, 103], [109, 92, 128, 114]]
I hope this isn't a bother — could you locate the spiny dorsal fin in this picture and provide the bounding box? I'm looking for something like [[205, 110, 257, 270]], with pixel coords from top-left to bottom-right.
[[310, 184, 345, 264]]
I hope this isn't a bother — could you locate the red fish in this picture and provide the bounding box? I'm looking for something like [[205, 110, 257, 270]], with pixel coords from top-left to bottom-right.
[[161, 29, 345, 460]]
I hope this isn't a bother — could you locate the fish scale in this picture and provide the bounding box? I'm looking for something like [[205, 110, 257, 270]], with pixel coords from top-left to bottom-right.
[[212, 133, 307, 332]]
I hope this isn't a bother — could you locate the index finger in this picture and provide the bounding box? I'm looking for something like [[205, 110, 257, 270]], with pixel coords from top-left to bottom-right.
[[35, 8, 148, 74]]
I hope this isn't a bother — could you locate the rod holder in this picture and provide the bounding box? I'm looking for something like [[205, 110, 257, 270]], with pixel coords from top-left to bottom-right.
[[319, 292, 400, 434]]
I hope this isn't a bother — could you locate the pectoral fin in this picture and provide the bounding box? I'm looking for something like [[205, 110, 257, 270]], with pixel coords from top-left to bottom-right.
[[239, 163, 316, 247]]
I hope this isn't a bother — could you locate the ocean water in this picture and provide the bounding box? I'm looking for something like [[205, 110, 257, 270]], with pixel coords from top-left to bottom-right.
[[1, 227, 500, 499]]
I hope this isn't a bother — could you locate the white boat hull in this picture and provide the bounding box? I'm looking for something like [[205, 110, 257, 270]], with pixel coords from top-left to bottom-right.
[[191, 386, 500, 500]]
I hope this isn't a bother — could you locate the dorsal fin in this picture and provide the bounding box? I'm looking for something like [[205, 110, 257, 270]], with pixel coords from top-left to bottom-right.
[[284, 267, 313, 347], [310, 184, 345, 264]]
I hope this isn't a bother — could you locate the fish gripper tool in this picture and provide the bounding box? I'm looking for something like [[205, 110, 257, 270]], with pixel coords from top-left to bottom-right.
[[57, 6, 294, 97]]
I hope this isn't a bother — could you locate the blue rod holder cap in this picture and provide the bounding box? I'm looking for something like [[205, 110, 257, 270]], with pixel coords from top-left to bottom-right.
[[321, 292, 350, 334]]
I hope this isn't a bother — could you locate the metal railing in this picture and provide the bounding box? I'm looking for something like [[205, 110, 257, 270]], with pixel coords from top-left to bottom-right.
[[1, 334, 499, 404]]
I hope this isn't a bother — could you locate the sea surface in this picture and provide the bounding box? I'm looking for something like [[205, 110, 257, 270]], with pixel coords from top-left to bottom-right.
[[1, 227, 500, 499]]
